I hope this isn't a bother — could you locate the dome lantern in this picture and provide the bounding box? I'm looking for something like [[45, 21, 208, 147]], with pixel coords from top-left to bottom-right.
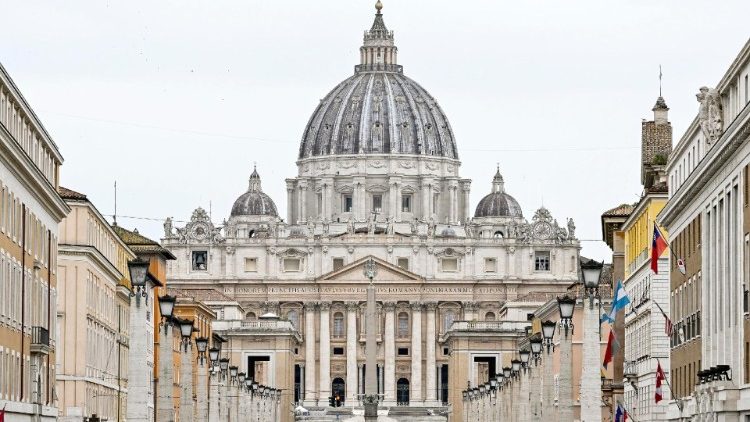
[[474, 167, 523, 219], [230, 166, 278, 217]]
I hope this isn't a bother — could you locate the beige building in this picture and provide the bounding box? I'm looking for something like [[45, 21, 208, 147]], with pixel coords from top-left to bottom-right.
[[0, 61, 69, 421], [56, 187, 135, 421]]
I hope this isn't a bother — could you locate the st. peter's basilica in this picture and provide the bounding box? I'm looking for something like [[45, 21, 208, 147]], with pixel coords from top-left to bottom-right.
[[163, 2, 581, 420]]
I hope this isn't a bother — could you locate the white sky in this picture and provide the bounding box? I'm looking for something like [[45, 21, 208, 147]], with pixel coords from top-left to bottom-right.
[[2, 1, 749, 262]]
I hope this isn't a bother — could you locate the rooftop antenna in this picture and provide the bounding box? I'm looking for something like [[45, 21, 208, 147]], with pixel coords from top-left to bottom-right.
[[659, 64, 663, 97], [113, 180, 117, 225]]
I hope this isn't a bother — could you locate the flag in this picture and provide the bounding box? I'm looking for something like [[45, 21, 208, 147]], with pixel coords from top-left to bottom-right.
[[676, 257, 686, 275], [615, 403, 628, 422], [652, 225, 668, 274], [655, 362, 666, 403], [665, 314, 673, 337], [601, 281, 631, 324], [0, 405, 5, 422], [603, 330, 619, 369]]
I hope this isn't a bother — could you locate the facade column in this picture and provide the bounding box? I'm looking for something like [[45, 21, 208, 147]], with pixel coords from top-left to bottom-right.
[[410, 302, 423, 403], [303, 303, 317, 407], [436, 366, 442, 404], [157, 324, 175, 422], [358, 364, 365, 398], [461, 181, 471, 222], [345, 302, 359, 406], [389, 180, 397, 220], [299, 364, 305, 403], [299, 182, 308, 223], [329, 178, 337, 221], [319, 302, 331, 405], [383, 302, 397, 405], [581, 300, 603, 422], [126, 293, 153, 422], [425, 302, 438, 406], [448, 183, 456, 224], [421, 178, 431, 219], [286, 181, 295, 224]]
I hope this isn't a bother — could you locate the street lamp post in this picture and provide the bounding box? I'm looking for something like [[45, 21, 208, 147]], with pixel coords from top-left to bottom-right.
[[237, 372, 246, 420], [208, 346, 221, 422], [157, 294, 177, 422], [219, 358, 229, 421], [519, 349, 531, 422], [557, 295, 576, 422], [228, 366, 239, 422], [581, 260, 604, 422], [529, 336, 543, 420], [179, 318, 196, 422], [195, 337, 209, 422], [125, 258, 155, 422], [502, 367, 511, 421], [541, 320, 556, 419]]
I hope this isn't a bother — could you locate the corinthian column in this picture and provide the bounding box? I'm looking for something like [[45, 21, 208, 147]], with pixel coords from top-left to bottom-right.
[[383, 302, 396, 406], [424, 302, 438, 406], [299, 182, 308, 223], [319, 302, 332, 405], [410, 302, 423, 403], [304, 303, 317, 407], [346, 302, 359, 405]]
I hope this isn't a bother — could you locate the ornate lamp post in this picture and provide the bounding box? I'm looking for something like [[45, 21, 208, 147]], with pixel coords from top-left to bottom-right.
[[228, 365, 239, 422], [178, 318, 195, 422], [529, 336, 543, 420], [557, 295, 576, 422], [208, 346, 221, 421], [580, 260, 604, 422], [156, 294, 177, 422], [541, 320, 557, 419], [237, 372, 246, 420], [194, 337, 209, 422], [125, 258, 155, 422], [518, 349, 531, 422]]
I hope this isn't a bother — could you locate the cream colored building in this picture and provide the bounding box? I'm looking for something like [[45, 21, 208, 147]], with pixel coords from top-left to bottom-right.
[[163, 4, 582, 421], [0, 61, 69, 421], [56, 187, 135, 421]]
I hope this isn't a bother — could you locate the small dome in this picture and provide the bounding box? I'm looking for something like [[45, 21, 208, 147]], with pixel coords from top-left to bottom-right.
[[474, 167, 523, 218], [230, 167, 278, 217]]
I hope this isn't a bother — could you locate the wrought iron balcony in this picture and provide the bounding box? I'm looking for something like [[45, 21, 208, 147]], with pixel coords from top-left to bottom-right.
[[31, 326, 51, 355]]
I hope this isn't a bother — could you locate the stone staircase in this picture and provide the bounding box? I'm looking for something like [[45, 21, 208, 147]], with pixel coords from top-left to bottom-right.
[[294, 406, 448, 422]]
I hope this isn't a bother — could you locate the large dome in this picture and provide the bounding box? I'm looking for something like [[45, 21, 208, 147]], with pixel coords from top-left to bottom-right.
[[297, 5, 458, 160], [474, 169, 523, 218], [230, 168, 278, 217]]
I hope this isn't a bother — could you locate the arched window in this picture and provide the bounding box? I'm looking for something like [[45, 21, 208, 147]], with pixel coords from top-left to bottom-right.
[[443, 310, 455, 332], [287, 310, 299, 328], [333, 312, 345, 338], [248, 229, 256, 238], [246, 312, 257, 321], [398, 312, 409, 337], [493, 231, 504, 239], [485, 312, 496, 321]]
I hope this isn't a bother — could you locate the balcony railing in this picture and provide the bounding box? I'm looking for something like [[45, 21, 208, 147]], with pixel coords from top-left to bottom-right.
[[31, 326, 51, 355]]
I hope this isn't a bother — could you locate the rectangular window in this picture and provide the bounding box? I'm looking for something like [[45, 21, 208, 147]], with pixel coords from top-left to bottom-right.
[[441, 258, 458, 272], [372, 195, 383, 213], [484, 258, 497, 273], [333, 258, 345, 271], [433, 193, 439, 215], [397, 347, 409, 356], [317, 193, 323, 215], [192, 251, 208, 271], [402, 194, 412, 213], [343, 195, 353, 213], [534, 251, 550, 271], [333, 347, 344, 356], [244, 258, 257, 272], [397, 258, 409, 271], [283, 258, 301, 272], [443, 347, 449, 356]]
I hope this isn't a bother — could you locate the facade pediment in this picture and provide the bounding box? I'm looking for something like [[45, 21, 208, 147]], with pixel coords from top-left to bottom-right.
[[318, 255, 423, 283]]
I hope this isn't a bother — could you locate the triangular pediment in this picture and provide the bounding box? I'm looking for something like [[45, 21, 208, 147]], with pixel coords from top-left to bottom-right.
[[318, 255, 423, 283]]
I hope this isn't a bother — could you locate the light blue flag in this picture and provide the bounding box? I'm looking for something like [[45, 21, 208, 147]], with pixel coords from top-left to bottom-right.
[[601, 281, 631, 324]]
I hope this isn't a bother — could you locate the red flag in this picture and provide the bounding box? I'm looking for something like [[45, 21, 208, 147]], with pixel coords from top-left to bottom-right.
[[0, 404, 5, 422], [655, 362, 666, 403], [603, 330, 618, 369], [652, 225, 668, 274]]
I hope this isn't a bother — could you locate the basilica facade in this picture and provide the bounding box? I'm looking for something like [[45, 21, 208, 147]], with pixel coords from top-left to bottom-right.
[[163, 3, 581, 420]]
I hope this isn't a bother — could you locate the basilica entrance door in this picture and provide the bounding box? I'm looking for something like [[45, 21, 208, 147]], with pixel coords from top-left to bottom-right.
[[396, 378, 410, 405], [332, 378, 345, 406]]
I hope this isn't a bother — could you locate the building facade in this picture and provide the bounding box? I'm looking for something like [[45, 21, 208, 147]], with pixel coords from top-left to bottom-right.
[[56, 187, 135, 421], [621, 98, 673, 421], [0, 61, 69, 421], [661, 38, 750, 421], [163, 4, 582, 421]]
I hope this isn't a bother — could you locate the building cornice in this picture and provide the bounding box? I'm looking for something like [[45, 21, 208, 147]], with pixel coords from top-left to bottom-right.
[[621, 192, 667, 231], [65, 199, 137, 259], [660, 101, 750, 227], [59, 244, 125, 283], [0, 128, 69, 222]]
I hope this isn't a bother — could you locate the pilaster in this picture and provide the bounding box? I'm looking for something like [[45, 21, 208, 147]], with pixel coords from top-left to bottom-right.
[[383, 301, 396, 406], [319, 302, 331, 405], [410, 302, 423, 403]]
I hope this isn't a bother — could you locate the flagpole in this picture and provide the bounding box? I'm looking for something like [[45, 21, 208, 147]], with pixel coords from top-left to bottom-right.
[[618, 401, 639, 422], [653, 222, 687, 278]]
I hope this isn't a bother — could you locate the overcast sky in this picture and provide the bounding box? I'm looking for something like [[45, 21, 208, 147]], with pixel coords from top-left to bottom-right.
[[3, 1, 749, 262]]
